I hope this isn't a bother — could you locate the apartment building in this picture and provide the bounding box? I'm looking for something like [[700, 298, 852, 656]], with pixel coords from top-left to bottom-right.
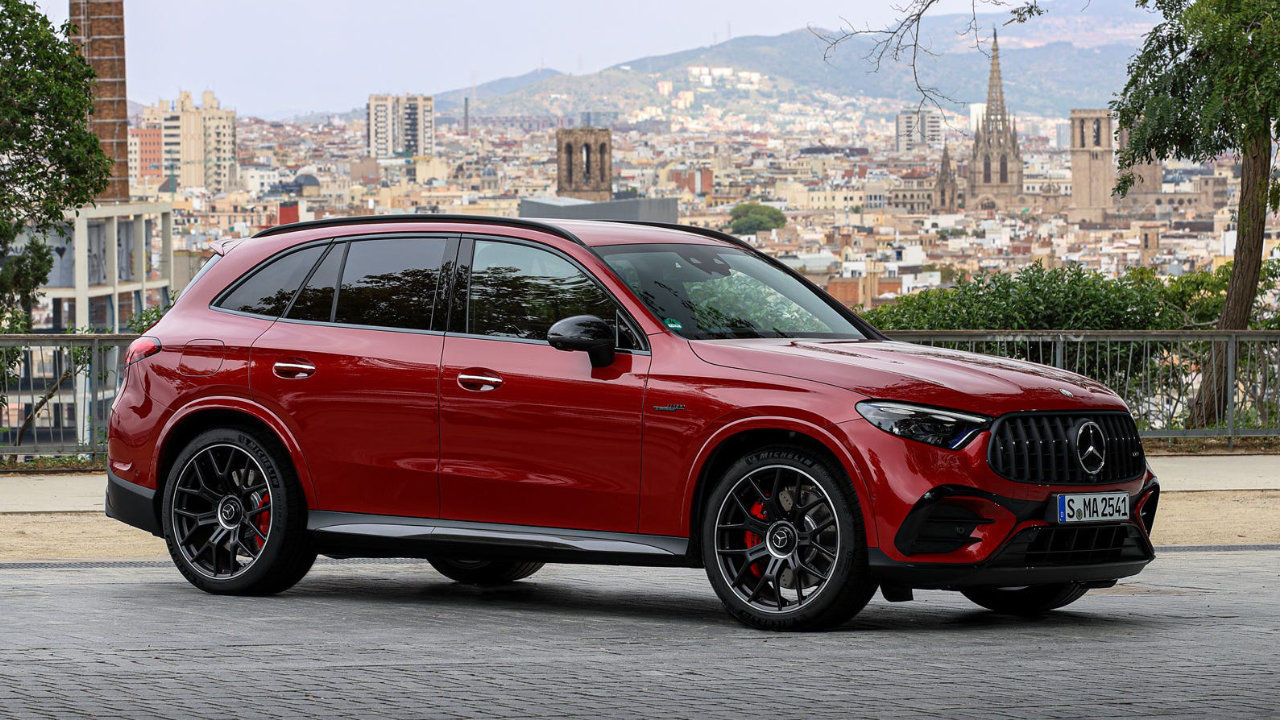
[[127, 126, 162, 187], [367, 94, 435, 158], [895, 109, 943, 153], [142, 91, 238, 194]]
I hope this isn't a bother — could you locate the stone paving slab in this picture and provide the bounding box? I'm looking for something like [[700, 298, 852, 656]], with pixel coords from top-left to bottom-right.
[[3, 453, 1278, 513], [0, 550, 1276, 718]]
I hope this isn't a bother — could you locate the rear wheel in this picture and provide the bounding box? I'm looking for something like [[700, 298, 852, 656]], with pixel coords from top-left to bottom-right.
[[428, 557, 544, 585], [961, 583, 1089, 615], [162, 427, 315, 595], [702, 445, 877, 631]]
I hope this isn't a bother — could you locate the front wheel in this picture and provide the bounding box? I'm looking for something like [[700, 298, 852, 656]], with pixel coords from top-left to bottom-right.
[[428, 557, 544, 585], [702, 445, 877, 631], [961, 583, 1089, 615]]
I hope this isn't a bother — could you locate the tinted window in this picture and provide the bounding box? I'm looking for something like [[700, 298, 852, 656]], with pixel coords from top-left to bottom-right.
[[216, 245, 325, 317], [333, 237, 446, 330], [287, 243, 343, 322], [467, 240, 636, 347]]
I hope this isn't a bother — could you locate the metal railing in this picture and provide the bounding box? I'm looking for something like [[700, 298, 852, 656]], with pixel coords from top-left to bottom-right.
[[892, 330, 1280, 440], [0, 334, 134, 458], [0, 330, 1276, 457]]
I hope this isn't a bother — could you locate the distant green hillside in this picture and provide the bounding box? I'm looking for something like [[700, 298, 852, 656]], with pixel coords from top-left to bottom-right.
[[464, 28, 1136, 119]]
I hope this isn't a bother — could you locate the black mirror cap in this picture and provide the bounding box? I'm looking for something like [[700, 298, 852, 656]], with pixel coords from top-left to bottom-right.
[[548, 315, 616, 368]]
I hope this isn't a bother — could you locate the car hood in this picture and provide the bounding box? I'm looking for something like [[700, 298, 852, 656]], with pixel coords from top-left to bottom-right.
[[690, 338, 1126, 414]]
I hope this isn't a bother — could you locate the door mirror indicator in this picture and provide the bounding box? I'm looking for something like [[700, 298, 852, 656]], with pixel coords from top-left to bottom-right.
[[548, 315, 615, 368]]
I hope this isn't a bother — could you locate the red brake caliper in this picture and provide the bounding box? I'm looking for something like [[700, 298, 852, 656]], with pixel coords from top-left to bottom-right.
[[743, 499, 767, 578], [254, 494, 271, 549]]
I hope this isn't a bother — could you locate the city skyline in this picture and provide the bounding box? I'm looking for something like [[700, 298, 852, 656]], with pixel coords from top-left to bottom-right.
[[34, 0, 1000, 118]]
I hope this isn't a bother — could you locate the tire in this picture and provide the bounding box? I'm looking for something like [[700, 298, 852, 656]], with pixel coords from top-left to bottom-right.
[[428, 557, 544, 585], [701, 444, 878, 631], [161, 426, 316, 595], [961, 583, 1089, 616]]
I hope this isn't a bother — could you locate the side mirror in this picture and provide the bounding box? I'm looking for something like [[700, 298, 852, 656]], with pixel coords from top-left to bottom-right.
[[548, 315, 615, 368]]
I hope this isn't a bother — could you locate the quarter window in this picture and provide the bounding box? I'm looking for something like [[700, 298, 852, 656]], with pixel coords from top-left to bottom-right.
[[467, 240, 636, 348], [286, 243, 344, 322], [216, 244, 326, 317], [333, 237, 446, 331]]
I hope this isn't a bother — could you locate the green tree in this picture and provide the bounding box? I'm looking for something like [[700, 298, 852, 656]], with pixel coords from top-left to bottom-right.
[[0, 0, 111, 332], [1113, 0, 1280, 425], [729, 202, 787, 235]]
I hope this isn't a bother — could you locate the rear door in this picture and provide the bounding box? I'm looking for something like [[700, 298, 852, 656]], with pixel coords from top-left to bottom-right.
[[249, 234, 455, 518], [437, 236, 650, 533]]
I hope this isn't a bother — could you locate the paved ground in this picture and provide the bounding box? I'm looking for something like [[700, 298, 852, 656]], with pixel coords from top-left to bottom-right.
[[4, 454, 1277, 513], [1, 550, 1276, 718]]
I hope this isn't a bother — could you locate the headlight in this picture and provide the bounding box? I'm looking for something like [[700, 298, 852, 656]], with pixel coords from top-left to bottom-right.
[[856, 401, 991, 450]]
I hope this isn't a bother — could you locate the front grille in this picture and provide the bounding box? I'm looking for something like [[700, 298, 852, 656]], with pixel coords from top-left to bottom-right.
[[991, 523, 1151, 567], [988, 411, 1145, 484]]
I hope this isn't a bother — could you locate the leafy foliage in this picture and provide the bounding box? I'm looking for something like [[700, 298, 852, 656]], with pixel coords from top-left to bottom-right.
[[729, 203, 787, 235], [864, 261, 1280, 331], [0, 0, 111, 325]]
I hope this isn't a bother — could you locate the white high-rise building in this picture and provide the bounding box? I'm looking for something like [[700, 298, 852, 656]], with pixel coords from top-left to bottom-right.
[[895, 109, 943, 153], [367, 94, 435, 158]]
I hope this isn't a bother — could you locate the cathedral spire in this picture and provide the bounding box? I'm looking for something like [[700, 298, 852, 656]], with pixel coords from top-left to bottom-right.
[[984, 29, 1007, 133]]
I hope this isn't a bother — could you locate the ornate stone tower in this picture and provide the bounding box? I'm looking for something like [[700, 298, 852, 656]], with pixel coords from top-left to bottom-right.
[[556, 127, 612, 202], [968, 30, 1022, 212], [1068, 109, 1115, 222], [69, 0, 129, 201], [934, 144, 960, 212]]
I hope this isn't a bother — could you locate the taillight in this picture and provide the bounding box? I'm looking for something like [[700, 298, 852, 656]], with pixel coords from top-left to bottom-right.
[[125, 336, 162, 367]]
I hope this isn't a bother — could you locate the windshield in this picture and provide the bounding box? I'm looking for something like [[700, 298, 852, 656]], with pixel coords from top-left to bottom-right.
[[597, 243, 868, 341]]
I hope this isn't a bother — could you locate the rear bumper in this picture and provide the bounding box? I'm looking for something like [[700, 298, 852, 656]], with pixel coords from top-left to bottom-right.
[[105, 470, 161, 537]]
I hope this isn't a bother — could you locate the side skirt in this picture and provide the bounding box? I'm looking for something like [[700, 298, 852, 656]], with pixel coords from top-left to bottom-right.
[[308, 511, 696, 567]]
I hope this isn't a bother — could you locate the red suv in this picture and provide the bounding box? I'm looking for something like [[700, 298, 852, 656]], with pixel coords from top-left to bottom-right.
[[107, 216, 1158, 630]]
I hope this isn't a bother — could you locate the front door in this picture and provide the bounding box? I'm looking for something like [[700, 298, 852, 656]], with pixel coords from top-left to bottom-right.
[[250, 234, 453, 518], [438, 237, 649, 533]]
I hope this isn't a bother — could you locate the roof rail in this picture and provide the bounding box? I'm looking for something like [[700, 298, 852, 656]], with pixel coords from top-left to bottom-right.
[[607, 220, 756, 252], [251, 213, 589, 248]]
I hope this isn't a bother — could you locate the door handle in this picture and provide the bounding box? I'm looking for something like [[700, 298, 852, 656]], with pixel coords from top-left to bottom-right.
[[457, 373, 502, 391], [273, 361, 316, 378]]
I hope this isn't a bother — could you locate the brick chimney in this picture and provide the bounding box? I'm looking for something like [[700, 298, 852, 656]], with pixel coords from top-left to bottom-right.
[[68, 0, 129, 202]]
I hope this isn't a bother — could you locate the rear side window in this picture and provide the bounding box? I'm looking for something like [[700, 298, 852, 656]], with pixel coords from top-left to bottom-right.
[[215, 244, 326, 317], [286, 243, 343, 322], [332, 237, 447, 331]]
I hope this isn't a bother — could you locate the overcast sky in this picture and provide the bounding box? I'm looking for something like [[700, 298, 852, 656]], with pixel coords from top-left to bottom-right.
[[36, 0, 978, 118]]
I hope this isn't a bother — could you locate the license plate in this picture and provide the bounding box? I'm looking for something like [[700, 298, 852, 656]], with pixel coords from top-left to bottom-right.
[[1054, 492, 1130, 523]]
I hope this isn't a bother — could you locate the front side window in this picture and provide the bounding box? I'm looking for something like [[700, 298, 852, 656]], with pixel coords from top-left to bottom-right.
[[215, 244, 326, 317], [332, 237, 447, 331], [598, 243, 867, 341], [467, 240, 635, 347]]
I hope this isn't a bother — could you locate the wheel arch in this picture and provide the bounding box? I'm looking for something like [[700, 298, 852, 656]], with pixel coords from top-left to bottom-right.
[[150, 397, 317, 525], [682, 417, 879, 561]]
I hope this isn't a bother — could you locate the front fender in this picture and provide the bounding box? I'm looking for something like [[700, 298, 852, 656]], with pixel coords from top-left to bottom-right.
[[680, 415, 880, 549]]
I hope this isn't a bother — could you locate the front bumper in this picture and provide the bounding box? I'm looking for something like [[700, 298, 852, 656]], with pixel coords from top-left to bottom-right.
[[105, 470, 161, 537], [870, 522, 1154, 589]]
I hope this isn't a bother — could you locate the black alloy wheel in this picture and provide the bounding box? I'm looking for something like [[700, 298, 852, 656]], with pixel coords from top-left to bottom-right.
[[961, 583, 1090, 615], [427, 557, 545, 585], [162, 427, 315, 595], [702, 446, 877, 631]]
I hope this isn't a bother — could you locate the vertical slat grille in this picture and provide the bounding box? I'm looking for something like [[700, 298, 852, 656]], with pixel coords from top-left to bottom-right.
[[988, 412, 1146, 484]]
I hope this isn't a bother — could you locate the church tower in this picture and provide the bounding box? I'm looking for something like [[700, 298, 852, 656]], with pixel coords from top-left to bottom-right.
[[968, 30, 1023, 211], [934, 144, 960, 212]]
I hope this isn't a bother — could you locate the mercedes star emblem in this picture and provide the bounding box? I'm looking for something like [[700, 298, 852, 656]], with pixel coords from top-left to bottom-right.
[[1074, 420, 1107, 475]]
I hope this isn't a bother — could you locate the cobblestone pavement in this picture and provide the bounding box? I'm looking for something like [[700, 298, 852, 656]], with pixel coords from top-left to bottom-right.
[[1, 550, 1276, 719]]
